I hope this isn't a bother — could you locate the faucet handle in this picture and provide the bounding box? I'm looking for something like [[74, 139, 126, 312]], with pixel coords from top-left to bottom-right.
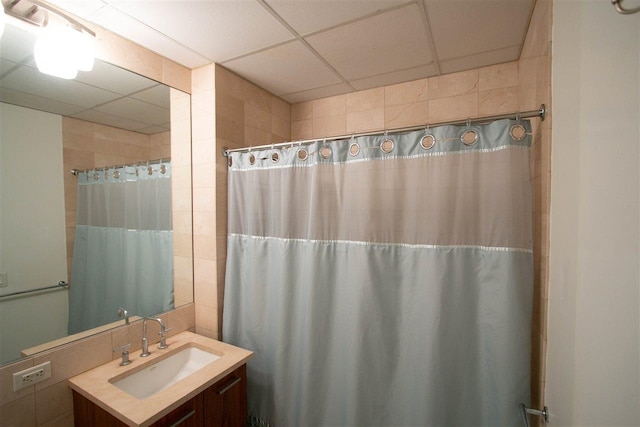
[[113, 343, 132, 366], [157, 328, 172, 349]]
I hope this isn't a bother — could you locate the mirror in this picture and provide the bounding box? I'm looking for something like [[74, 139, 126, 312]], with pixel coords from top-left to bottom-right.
[[0, 23, 193, 365]]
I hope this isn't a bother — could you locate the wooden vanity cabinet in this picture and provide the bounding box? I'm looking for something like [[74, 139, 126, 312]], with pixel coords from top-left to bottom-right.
[[72, 365, 247, 427]]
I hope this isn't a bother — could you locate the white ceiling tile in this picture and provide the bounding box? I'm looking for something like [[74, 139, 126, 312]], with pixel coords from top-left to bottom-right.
[[74, 59, 157, 96], [306, 4, 433, 81], [0, 59, 20, 78], [94, 97, 169, 125], [0, 65, 121, 108], [265, 0, 410, 35], [106, 0, 295, 62], [131, 85, 171, 109], [439, 45, 521, 75], [280, 82, 353, 104], [70, 108, 150, 133], [425, 0, 534, 60], [138, 124, 170, 135], [222, 41, 344, 96], [86, 5, 211, 68], [0, 87, 87, 117], [0, 25, 37, 63], [349, 63, 438, 91]]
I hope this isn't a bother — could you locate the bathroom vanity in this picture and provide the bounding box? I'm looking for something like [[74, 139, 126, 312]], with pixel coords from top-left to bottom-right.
[[68, 332, 252, 427]]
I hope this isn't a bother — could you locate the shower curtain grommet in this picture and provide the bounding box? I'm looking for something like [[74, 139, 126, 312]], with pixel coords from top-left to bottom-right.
[[510, 124, 527, 141], [420, 134, 436, 150], [297, 149, 308, 161], [380, 138, 394, 153], [461, 129, 479, 145]]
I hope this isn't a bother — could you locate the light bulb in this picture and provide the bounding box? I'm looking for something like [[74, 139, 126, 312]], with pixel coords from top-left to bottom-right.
[[75, 31, 95, 72], [34, 26, 79, 79]]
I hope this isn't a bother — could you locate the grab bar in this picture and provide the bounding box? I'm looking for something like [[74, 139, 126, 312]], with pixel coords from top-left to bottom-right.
[[521, 403, 549, 426], [0, 281, 68, 300]]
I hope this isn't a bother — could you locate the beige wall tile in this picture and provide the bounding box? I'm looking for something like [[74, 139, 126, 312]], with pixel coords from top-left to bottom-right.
[[478, 87, 519, 115], [194, 234, 216, 260], [313, 95, 347, 118], [478, 61, 519, 92], [167, 304, 196, 336], [428, 93, 478, 122], [216, 92, 244, 124], [35, 381, 72, 426], [0, 359, 34, 405], [33, 333, 112, 390], [215, 66, 244, 97], [273, 116, 291, 140], [427, 69, 478, 100], [96, 30, 163, 84], [245, 126, 273, 146], [347, 108, 385, 133], [291, 101, 313, 121], [347, 88, 384, 113], [194, 259, 218, 307], [195, 326, 217, 340], [245, 103, 272, 132], [195, 304, 218, 333], [385, 78, 428, 106], [292, 120, 313, 140], [39, 411, 73, 427], [162, 59, 191, 94], [0, 394, 36, 427], [243, 81, 272, 113], [313, 114, 347, 138], [384, 101, 429, 129], [271, 96, 291, 122]]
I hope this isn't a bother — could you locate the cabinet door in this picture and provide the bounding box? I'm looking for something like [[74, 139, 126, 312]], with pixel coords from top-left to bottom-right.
[[203, 365, 247, 427], [151, 394, 204, 427]]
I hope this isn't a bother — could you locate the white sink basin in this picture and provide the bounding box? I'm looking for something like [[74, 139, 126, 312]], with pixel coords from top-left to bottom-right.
[[112, 346, 220, 399]]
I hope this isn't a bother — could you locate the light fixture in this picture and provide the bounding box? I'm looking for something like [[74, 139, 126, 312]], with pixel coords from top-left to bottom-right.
[[4, 0, 96, 79]]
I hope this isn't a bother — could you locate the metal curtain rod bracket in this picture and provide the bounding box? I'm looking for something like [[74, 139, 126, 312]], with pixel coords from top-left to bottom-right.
[[0, 281, 68, 300], [222, 104, 546, 157], [521, 404, 549, 427], [612, 0, 640, 14]]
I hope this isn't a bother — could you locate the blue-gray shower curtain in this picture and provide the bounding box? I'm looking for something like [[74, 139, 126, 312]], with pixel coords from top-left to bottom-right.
[[68, 163, 174, 334], [223, 119, 533, 426]]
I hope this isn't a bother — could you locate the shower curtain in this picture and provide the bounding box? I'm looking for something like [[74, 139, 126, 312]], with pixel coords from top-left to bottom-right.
[[68, 162, 173, 334], [223, 119, 533, 426]]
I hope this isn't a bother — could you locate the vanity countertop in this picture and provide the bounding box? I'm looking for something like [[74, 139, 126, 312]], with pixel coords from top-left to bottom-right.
[[68, 331, 253, 427]]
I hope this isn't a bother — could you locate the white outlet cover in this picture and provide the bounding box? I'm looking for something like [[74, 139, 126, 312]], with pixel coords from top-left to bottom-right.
[[13, 361, 51, 391]]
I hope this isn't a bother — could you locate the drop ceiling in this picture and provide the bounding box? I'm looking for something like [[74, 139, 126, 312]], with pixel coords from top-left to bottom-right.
[[0, 0, 535, 133], [40, 0, 536, 104]]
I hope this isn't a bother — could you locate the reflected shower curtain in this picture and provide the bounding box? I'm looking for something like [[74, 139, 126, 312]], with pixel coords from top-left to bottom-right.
[[223, 119, 533, 426], [68, 162, 173, 334]]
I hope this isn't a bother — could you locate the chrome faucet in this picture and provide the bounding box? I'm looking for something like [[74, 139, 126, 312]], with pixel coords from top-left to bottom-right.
[[140, 317, 170, 357]]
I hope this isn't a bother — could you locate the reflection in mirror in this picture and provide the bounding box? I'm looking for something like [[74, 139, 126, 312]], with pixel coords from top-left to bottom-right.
[[0, 22, 192, 365]]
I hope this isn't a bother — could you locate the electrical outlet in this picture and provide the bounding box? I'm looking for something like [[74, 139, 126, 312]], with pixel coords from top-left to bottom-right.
[[13, 361, 51, 391]]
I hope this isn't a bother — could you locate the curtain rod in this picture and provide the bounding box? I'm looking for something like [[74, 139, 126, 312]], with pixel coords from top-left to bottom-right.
[[222, 104, 546, 157], [70, 157, 170, 176]]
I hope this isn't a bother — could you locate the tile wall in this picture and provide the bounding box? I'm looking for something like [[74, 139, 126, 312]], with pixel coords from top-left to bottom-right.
[[0, 17, 195, 427], [190, 65, 291, 339]]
